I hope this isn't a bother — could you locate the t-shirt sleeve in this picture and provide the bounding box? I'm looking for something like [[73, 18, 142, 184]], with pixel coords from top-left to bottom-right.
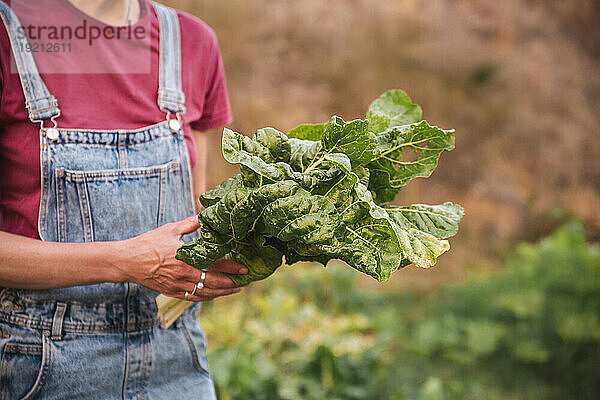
[[0, 22, 7, 115], [189, 35, 232, 132]]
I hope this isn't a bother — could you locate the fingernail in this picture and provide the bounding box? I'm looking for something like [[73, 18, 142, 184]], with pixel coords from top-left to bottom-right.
[[239, 267, 248, 274]]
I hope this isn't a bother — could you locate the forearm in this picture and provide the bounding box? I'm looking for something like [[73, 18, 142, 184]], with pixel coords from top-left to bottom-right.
[[0, 231, 125, 289], [192, 128, 218, 210]]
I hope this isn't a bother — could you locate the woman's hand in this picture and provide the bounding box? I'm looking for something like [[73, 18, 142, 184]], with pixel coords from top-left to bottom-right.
[[116, 216, 248, 301]]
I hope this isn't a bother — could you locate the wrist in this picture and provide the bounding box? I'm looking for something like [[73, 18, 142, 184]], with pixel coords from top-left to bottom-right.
[[100, 240, 130, 283]]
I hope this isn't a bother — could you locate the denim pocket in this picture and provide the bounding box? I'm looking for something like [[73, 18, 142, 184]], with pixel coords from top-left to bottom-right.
[[0, 331, 51, 400], [178, 319, 210, 375], [55, 161, 184, 242]]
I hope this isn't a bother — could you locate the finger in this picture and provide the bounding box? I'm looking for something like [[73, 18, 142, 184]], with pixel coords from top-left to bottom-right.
[[208, 259, 248, 275], [173, 287, 241, 301], [204, 271, 241, 289], [174, 215, 201, 236], [192, 287, 242, 301], [178, 268, 241, 289]]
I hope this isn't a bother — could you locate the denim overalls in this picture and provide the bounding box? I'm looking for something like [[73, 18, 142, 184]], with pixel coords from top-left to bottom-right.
[[0, 2, 216, 399]]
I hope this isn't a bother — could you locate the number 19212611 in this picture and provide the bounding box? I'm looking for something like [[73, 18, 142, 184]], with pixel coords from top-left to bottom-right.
[[17, 42, 72, 53]]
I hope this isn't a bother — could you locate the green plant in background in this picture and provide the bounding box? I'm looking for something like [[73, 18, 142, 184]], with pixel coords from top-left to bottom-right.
[[200, 221, 600, 400], [410, 220, 600, 399], [177, 90, 464, 286]]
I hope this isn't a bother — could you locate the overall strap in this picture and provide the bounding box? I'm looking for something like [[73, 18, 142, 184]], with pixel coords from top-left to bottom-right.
[[152, 2, 186, 115], [0, 1, 61, 123]]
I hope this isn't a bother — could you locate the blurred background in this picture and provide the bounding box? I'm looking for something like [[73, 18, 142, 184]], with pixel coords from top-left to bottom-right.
[[164, 0, 600, 398]]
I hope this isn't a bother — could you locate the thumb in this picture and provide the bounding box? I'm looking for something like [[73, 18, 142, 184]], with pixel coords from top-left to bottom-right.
[[175, 215, 201, 236]]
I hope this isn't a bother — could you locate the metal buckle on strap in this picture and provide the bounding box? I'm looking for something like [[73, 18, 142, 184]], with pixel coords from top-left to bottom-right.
[[166, 111, 183, 133], [33, 113, 61, 141]]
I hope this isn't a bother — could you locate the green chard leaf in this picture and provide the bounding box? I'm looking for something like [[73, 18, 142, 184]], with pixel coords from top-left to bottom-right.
[[223, 126, 291, 164], [368, 121, 455, 203], [224, 234, 284, 285], [288, 123, 326, 141], [200, 175, 242, 208], [176, 229, 232, 269], [320, 116, 379, 167], [176, 89, 463, 284], [288, 138, 322, 172], [384, 202, 465, 240], [366, 89, 422, 133]]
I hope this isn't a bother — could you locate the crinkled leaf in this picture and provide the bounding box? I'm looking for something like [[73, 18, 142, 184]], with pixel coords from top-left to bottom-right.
[[354, 166, 370, 188], [366, 89, 422, 133], [222, 126, 290, 164], [177, 181, 300, 271], [223, 235, 284, 286], [368, 121, 455, 202], [262, 190, 339, 243], [223, 128, 336, 191], [323, 153, 353, 175], [337, 214, 406, 280], [393, 227, 450, 269], [201, 187, 256, 240], [320, 116, 379, 167], [223, 127, 290, 164], [288, 123, 326, 141], [200, 175, 242, 208], [384, 202, 465, 239], [176, 229, 232, 269], [288, 138, 322, 172]]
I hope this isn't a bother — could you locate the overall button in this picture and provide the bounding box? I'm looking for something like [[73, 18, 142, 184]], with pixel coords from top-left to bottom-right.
[[46, 128, 60, 141], [168, 119, 181, 132]]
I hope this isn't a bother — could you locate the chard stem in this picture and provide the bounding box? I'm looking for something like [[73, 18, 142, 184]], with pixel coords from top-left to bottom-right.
[[305, 155, 325, 173]]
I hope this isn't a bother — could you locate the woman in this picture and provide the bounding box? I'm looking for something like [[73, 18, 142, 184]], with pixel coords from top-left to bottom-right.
[[0, 0, 247, 398]]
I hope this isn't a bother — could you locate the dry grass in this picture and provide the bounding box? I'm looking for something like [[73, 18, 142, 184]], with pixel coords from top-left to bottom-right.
[[165, 0, 600, 288]]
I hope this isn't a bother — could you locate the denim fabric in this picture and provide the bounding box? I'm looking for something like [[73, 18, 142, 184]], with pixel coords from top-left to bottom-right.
[[0, 2, 60, 121], [0, 304, 214, 400], [154, 2, 186, 114], [37, 123, 195, 244], [0, 2, 216, 399]]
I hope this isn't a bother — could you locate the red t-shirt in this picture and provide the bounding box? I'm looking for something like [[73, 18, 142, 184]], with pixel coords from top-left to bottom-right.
[[0, 0, 232, 239]]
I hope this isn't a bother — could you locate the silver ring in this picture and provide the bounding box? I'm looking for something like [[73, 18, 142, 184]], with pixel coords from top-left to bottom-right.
[[190, 284, 198, 297], [184, 291, 190, 301], [196, 270, 207, 290]]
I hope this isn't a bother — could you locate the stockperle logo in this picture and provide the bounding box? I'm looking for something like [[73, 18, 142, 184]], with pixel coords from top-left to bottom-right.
[[9, 0, 152, 74]]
